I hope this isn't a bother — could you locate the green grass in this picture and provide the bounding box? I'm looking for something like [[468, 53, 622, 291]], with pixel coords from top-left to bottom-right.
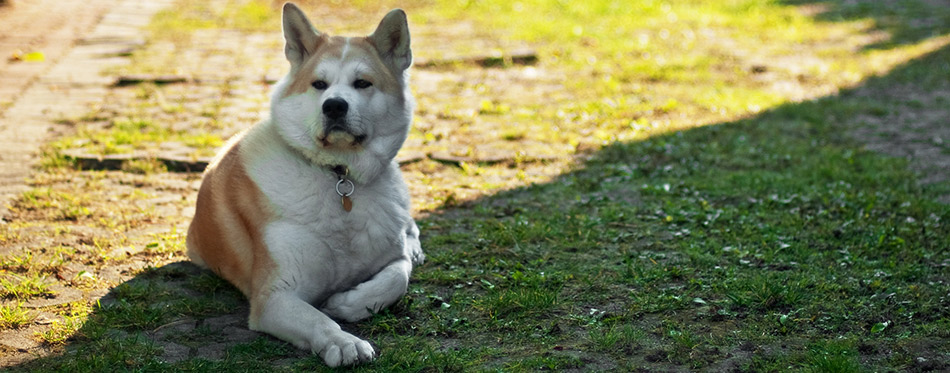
[[0, 274, 55, 300], [37, 308, 87, 345], [0, 303, 36, 329], [3, 0, 950, 371]]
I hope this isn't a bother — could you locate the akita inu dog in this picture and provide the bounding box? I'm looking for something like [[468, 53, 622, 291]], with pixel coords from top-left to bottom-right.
[[186, 3, 424, 367]]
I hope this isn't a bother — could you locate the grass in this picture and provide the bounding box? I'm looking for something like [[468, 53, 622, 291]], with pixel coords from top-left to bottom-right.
[[1, 0, 949, 371], [0, 303, 36, 329], [49, 85, 230, 165], [36, 302, 89, 345], [0, 274, 55, 300]]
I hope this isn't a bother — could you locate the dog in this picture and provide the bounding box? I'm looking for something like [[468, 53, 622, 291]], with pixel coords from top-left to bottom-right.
[[185, 3, 424, 367]]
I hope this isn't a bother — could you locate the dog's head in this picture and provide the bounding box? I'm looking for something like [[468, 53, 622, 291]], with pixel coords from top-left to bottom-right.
[[271, 3, 413, 173]]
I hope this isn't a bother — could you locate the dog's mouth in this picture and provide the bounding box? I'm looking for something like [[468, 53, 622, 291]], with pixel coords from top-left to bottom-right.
[[318, 129, 367, 149]]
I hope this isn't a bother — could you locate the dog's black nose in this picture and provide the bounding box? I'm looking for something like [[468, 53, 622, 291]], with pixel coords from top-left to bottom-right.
[[322, 98, 348, 120]]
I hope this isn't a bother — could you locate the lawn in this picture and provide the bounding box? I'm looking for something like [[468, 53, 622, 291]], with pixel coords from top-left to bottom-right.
[[2, 0, 949, 371]]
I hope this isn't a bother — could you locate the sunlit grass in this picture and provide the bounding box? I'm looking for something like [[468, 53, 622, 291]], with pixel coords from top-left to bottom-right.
[[147, 0, 276, 42], [0, 303, 36, 329], [423, 0, 940, 130], [0, 274, 55, 300]]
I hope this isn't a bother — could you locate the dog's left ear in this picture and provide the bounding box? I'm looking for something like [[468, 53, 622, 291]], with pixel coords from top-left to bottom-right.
[[369, 9, 412, 73]]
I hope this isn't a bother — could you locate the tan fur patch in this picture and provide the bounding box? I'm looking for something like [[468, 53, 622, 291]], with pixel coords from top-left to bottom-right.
[[186, 141, 275, 298], [282, 35, 404, 98], [349, 37, 403, 95], [283, 35, 341, 97]]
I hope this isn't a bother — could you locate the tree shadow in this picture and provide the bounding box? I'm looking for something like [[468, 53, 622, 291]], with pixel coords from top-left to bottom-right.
[[9, 7, 950, 373], [779, 0, 950, 50]]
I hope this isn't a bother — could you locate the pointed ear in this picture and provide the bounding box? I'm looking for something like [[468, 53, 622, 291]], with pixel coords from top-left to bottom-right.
[[282, 3, 322, 69], [369, 9, 412, 73]]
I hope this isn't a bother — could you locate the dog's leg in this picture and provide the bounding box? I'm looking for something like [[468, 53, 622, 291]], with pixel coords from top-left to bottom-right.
[[322, 258, 412, 322], [250, 291, 375, 367], [406, 220, 425, 265]]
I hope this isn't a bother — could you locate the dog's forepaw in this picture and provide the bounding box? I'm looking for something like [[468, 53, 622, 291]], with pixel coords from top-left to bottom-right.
[[317, 333, 375, 367], [410, 247, 425, 265], [406, 222, 425, 265]]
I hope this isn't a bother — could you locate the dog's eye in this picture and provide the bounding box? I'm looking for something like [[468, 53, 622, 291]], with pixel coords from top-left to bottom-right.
[[312, 80, 328, 90], [353, 79, 373, 89]]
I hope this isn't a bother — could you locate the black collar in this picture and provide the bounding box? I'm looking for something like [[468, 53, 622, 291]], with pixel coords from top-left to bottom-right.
[[329, 165, 349, 179]]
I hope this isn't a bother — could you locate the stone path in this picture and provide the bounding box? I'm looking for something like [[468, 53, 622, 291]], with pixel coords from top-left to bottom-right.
[[0, 0, 175, 220]]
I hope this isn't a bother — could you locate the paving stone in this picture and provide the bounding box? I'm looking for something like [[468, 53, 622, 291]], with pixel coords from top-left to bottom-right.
[[201, 313, 245, 330], [0, 330, 39, 351], [194, 342, 231, 361], [32, 311, 64, 326], [158, 341, 192, 363], [222, 326, 260, 343], [22, 285, 83, 309], [150, 318, 197, 340], [78, 36, 147, 46], [87, 288, 110, 302]]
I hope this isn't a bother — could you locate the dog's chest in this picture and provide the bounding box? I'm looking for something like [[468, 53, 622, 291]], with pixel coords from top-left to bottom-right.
[[249, 154, 408, 290]]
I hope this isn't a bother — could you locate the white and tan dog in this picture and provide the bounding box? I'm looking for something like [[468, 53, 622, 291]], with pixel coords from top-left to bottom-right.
[[186, 3, 424, 367]]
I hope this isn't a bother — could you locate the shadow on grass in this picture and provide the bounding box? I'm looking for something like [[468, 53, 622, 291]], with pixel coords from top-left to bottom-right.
[[11, 14, 950, 373], [780, 0, 950, 50]]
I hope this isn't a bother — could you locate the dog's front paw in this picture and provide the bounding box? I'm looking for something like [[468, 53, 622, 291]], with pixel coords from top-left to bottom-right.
[[316, 332, 375, 367], [406, 222, 425, 265], [410, 245, 425, 265]]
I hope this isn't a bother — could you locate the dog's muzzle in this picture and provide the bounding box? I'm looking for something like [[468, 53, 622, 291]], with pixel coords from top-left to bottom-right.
[[320, 98, 366, 147]]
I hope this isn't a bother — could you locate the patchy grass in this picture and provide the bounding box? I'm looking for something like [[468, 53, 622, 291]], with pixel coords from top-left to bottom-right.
[[2, 0, 949, 371], [0, 274, 55, 300], [48, 83, 236, 166], [0, 303, 36, 329], [36, 302, 91, 345]]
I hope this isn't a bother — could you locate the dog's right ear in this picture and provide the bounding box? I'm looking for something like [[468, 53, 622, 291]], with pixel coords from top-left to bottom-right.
[[282, 3, 322, 69]]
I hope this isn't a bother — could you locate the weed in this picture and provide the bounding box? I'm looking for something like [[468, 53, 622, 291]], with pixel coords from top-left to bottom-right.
[[0, 274, 55, 300], [186, 272, 239, 295], [228, 337, 292, 360], [93, 299, 169, 332], [726, 274, 805, 311], [14, 188, 92, 221], [37, 315, 84, 345], [804, 340, 862, 373], [0, 303, 36, 329], [472, 271, 563, 320], [121, 159, 168, 175], [30, 334, 162, 372], [0, 252, 36, 273], [589, 323, 643, 354]]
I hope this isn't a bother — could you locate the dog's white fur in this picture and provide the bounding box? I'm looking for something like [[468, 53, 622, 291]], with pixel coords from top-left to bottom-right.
[[186, 3, 423, 367]]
